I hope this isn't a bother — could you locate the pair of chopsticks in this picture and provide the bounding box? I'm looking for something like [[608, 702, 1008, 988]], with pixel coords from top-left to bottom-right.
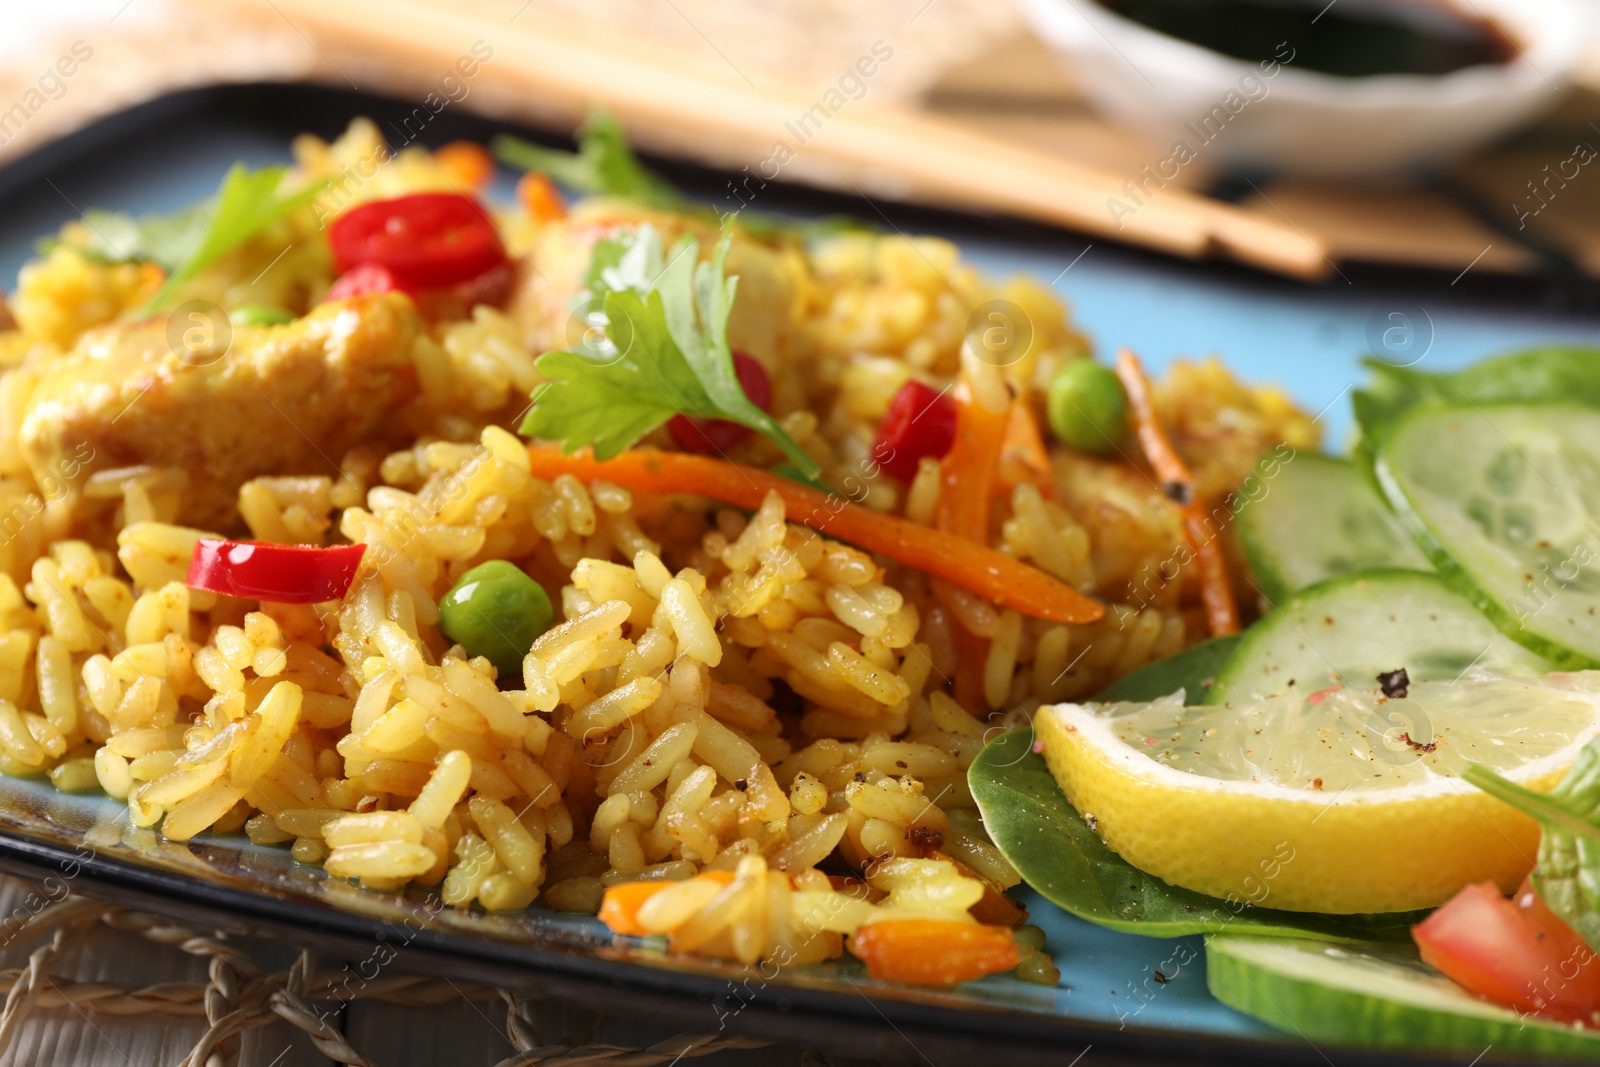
[[222, 0, 1332, 279]]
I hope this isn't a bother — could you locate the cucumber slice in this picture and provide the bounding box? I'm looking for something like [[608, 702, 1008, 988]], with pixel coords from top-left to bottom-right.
[[1236, 453, 1430, 603], [1207, 569, 1550, 705], [1376, 402, 1600, 669], [1208, 937, 1600, 1056]]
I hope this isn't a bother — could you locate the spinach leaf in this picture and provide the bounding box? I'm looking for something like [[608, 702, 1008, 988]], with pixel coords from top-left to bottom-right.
[[1465, 739, 1600, 950], [970, 729, 1426, 942], [1094, 634, 1241, 703]]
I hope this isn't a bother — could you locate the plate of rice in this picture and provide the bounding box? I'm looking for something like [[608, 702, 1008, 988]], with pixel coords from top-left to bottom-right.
[[0, 83, 1585, 1063]]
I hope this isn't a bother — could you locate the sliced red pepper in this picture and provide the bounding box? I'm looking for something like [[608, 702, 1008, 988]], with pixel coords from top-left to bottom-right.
[[668, 352, 771, 454], [325, 262, 414, 301], [187, 539, 366, 604], [329, 193, 505, 288], [872, 380, 957, 483]]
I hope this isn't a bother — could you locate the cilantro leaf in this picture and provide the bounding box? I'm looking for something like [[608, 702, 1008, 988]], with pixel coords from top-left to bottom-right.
[[491, 111, 683, 210], [140, 164, 326, 313], [519, 223, 821, 479]]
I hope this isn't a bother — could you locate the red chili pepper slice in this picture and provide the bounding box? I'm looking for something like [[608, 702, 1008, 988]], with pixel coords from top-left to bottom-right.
[[325, 261, 414, 301], [872, 380, 958, 483], [186, 539, 366, 604], [328, 193, 505, 288], [668, 352, 771, 454]]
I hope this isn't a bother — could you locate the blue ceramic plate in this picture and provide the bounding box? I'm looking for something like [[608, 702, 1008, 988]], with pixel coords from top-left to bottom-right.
[[2, 84, 1596, 1066]]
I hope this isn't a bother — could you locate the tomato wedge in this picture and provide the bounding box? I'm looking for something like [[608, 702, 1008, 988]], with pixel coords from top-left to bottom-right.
[[328, 193, 505, 288], [1414, 880, 1600, 1026], [186, 539, 366, 604]]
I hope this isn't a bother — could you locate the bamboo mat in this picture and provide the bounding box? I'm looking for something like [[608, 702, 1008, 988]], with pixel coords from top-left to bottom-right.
[[6, 0, 1600, 278]]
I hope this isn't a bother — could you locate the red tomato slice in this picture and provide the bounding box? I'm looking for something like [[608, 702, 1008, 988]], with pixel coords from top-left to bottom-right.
[[1414, 880, 1600, 1025], [668, 352, 771, 454], [872, 379, 957, 483], [187, 539, 366, 604], [328, 193, 505, 288]]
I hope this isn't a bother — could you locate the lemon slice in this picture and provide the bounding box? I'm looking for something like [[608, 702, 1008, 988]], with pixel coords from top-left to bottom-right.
[[1038, 672, 1600, 914]]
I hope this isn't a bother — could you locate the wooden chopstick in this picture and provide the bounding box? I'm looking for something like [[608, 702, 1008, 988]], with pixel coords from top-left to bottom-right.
[[223, 0, 1332, 279]]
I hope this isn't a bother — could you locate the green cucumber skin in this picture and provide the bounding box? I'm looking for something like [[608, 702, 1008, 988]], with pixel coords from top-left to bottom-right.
[[1206, 568, 1549, 706], [1236, 453, 1428, 605], [1374, 403, 1600, 672], [1207, 938, 1600, 1057]]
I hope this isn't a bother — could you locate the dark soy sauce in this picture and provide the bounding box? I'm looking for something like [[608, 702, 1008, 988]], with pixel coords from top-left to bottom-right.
[[1099, 0, 1518, 78]]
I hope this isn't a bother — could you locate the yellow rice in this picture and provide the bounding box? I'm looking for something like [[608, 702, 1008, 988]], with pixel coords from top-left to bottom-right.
[[0, 120, 1316, 971]]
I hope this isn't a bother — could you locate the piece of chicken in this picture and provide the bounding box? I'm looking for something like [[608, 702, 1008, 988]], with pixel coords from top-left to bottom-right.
[[19, 293, 422, 531], [512, 202, 799, 366]]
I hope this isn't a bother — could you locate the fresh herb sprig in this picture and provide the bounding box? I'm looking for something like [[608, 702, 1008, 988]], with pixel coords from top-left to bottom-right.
[[65, 163, 325, 314], [491, 111, 684, 211], [1465, 741, 1600, 950], [519, 223, 821, 479], [491, 109, 866, 241]]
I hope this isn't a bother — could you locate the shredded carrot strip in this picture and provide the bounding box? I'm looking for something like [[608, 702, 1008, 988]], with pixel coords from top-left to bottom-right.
[[526, 445, 1104, 625], [934, 384, 1016, 708], [996, 400, 1057, 502], [951, 626, 990, 716], [434, 141, 496, 190], [1114, 348, 1239, 636], [935, 383, 1011, 543], [517, 172, 567, 223]]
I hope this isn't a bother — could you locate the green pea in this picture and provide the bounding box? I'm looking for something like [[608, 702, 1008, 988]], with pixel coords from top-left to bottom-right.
[[231, 304, 296, 327], [1047, 360, 1128, 453], [437, 560, 554, 678]]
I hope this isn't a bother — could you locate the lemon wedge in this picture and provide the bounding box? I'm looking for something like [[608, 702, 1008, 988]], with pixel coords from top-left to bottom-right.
[[1038, 672, 1600, 914]]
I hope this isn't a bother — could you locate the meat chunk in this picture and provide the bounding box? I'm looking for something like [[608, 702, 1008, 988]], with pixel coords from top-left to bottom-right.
[[20, 293, 421, 531]]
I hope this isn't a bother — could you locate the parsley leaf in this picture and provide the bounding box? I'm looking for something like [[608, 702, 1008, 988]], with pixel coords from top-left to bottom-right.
[[490, 111, 684, 210], [519, 223, 821, 479]]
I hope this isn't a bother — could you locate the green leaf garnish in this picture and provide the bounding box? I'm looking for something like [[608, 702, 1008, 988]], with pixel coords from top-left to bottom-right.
[[969, 728, 1426, 942], [519, 223, 821, 479], [1464, 741, 1600, 950], [491, 110, 684, 210], [492, 108, 873, 241], [139, 164, 326, 314]]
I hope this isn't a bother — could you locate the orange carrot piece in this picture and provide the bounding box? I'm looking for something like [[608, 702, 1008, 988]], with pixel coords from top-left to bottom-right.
[[517, 172, 567, 223], [1114, 349, 1240, 636], [951, 626, 990, 716], [996, 400, 1057, 502], [596, 882, 665, 936], [934, 383, 1011, 544], [434, 141, 495, 190], [849, 919, 1019, 985], [525, 445, 1104, 625], [597, 870, 738, 937], [1115, 347, 1192, 501], [1186, 511, 1240, 635]]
